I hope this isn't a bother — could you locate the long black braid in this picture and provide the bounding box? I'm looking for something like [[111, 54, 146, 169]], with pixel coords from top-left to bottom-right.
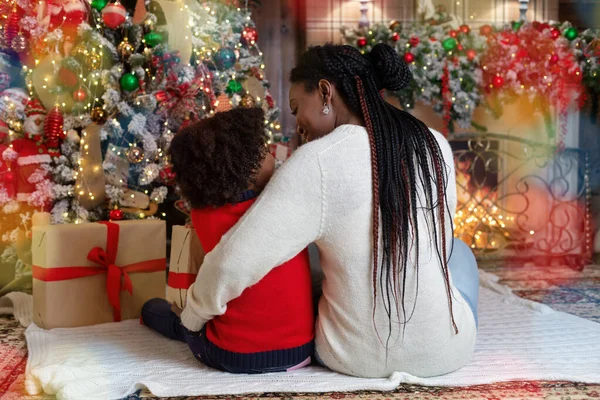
[[291, 44, 458, 348]]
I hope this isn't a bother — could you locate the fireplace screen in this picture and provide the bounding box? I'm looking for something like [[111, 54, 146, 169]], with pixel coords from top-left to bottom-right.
[[449, 133, 591, 268]]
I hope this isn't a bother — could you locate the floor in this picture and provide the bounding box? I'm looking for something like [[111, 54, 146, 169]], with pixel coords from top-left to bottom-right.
[[1, 262, 599, 400]]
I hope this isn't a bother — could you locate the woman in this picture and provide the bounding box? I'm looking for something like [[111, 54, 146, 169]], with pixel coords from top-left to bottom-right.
[[180, 43, 479, 378]]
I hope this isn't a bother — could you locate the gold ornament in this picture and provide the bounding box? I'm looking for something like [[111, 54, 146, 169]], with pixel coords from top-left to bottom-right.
[[240, 94, 256, 108], [91, 106, 108, 124], [127, 146, 145, 163], [142, 17, 155, 33], [118, 37, 135, 60]]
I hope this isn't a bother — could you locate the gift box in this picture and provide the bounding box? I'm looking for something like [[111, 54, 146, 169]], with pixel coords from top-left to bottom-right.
[[166, 225, 205, 308], [269, 143, 293, 162], [32, 220, 166, 329]]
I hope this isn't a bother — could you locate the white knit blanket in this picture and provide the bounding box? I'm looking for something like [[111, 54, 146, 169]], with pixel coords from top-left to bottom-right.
[[14, 272, 600, 399]]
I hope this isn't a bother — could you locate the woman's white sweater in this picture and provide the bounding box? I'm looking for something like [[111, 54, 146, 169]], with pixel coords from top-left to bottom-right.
[[181, 124, 477, 378]]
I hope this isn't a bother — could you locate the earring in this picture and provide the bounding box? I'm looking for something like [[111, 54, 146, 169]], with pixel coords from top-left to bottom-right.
[[322, 102, 330, 115]]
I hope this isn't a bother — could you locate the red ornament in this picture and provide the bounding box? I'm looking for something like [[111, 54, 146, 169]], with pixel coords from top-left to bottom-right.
[[403, 52, 415, 63], [44, 106, 64, 157], [409, 36, 420, 47], [492, 75, 504, 88], [159, 165, 176, 185], [266, 94, 274, 108], [449, 30, 457, 38], [109, 208, 124, 220], [102, 2, 126, 29], [550, 28, 560, 39], [479, 24, 493, 36], [457, 44, 463, 51], [58, 67, 79, 88], [466, 49, 477, 60], [5, 8, 21, 45], [357, 37, 367, 48], [62, 0, 88, 38], [549, 53, 559, 64], [459, 24, 470, 34], [391, 32, 400, 42], [241, 26, 259, 46], [73, 88, 87, 102]]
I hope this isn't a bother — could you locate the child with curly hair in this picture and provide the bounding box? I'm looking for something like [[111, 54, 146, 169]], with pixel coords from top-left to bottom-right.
[[141, 107, 314, 374]]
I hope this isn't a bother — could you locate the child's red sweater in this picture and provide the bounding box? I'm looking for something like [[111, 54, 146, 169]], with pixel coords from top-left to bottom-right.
[[191, 197, 314, 355]]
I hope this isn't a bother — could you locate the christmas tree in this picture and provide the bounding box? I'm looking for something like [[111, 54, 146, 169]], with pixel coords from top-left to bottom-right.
[[0, 0, 281, 281]]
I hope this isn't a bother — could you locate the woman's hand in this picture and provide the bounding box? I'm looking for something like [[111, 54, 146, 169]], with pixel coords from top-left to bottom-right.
[[171, 302, 183, 318]]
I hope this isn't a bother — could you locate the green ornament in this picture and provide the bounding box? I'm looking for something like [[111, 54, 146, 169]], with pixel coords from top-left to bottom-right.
[[442, 38, 458, 51], [120, 73, 139, 92], [564, 27, 578, 41], [226, 79, 242, 94], [143, 32, 163, 47], [512, 20, 523, 31], [91, 0, 108, 11]]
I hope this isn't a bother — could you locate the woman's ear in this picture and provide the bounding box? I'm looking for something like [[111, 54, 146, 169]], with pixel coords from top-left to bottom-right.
[[318, 79, 333, 102]]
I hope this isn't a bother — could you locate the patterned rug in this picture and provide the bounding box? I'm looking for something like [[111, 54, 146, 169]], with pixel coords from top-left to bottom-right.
[[2, 263, 599, 400]]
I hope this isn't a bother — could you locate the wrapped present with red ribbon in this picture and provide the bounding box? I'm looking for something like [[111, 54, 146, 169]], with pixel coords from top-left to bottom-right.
[[166, 225, 205, 309], [32, 220, 166, 329], [269, 142, 293, 162]]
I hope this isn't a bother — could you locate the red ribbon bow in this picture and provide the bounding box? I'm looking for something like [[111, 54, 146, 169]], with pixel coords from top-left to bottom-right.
[[155, 71, 204, 120], [32, 221, 166, 322]]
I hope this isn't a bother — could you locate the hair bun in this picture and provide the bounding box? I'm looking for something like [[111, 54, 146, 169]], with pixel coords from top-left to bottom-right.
[[366, 43, 411, 91]]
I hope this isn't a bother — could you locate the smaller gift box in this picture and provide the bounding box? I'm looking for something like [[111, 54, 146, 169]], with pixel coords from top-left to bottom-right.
[[32, 220, 166, 329], [167, 225, 205, 308]]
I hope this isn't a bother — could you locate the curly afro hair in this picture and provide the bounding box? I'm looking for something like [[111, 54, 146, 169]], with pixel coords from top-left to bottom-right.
[[168, 107, 268, 209]]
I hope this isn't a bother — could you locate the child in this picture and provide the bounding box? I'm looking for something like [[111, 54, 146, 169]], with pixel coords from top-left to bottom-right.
[[141, 107, 314, 374]]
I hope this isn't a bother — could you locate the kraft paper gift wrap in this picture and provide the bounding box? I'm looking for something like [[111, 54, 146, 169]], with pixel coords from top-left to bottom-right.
[[166, 225, 205, 309], [32, 220, 166, 329]]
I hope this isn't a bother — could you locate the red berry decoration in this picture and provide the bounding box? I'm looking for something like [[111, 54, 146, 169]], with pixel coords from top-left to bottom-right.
[[391, 32, 400, 42], [466, 49, 477, 60], [492, 75, 504, 88], [449, 30, 457, 38], [403, 52, 415, 63], [241, 26, 259, 46], [457, 44, 463, 51], [516, 48, 528, 59], [109, 208, 124, 220], [460, 24, 470, 34], [159, 165, 176, 185], [409, 36, 420, 47], [357, 37, 367, 48], [102, 2, 126, 29], [44, 106, 64, 157], [549, 53, 559, 64], [73, 89, 87, 102], [266, 94, 274, 108], [550, 28, 560, 39]]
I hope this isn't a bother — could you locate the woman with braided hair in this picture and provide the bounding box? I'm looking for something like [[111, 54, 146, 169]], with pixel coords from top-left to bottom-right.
[[180, 43, 479, 378]]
